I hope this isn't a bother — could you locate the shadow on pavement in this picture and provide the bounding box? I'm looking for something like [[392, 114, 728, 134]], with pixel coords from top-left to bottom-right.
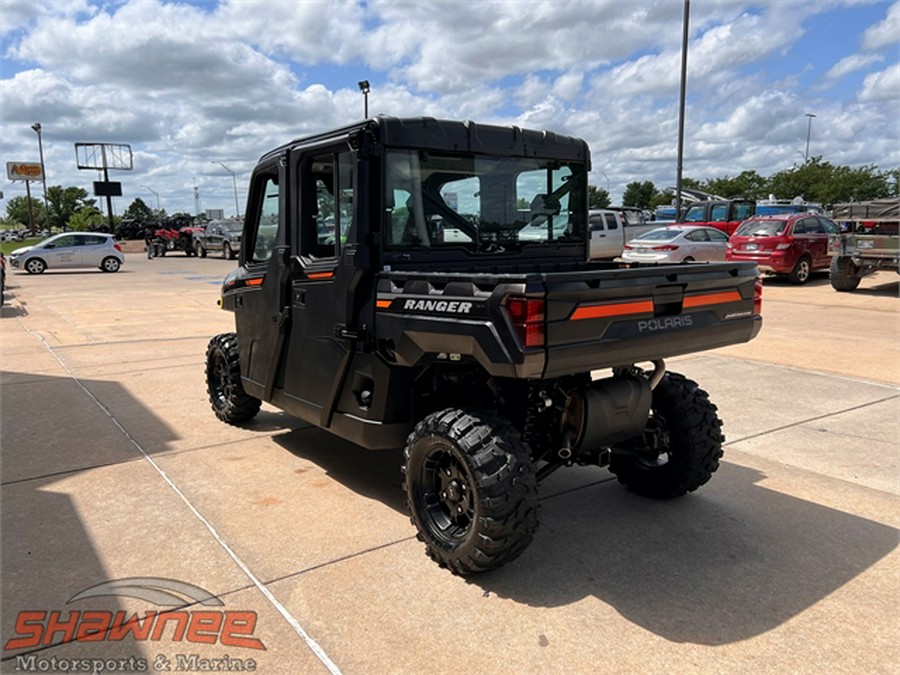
[[272, 426, 407, 514], [2, 370, 176, 665], [265, 418, 898, 645], [474, 461, 898, 645]]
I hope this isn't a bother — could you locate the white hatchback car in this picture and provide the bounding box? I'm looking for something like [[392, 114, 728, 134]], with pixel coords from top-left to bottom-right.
[[9, 232, 125, 274], [622, 226, 730, 263]]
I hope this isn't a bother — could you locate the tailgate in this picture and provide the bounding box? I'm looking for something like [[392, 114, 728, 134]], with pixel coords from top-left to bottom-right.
[[542, 262, 761, 377]]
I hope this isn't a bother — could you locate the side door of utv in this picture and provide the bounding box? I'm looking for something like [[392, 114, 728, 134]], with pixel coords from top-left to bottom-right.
[[233, 157, 292, 401], [281, 145, 369, 427]]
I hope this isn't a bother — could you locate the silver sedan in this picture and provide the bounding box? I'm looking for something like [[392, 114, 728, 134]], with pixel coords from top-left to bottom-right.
[[622, 225, 730, 263], [9, 232, 125, 274]]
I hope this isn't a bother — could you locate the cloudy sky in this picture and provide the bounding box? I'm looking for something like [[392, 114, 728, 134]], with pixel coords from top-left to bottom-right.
[[1, 0, 898, 217]]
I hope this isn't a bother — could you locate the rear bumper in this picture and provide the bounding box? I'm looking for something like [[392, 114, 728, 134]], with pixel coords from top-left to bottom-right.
[[728, 251, 792, 274]]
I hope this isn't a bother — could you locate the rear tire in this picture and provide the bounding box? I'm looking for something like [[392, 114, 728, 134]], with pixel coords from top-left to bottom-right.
[[830, 255, 861, 292], [100, 256, 121, 272], [788, 255, 812, 284], [609, 372, 724, 499], [206, 333, 261, 424], [403, 408, 539, 575]]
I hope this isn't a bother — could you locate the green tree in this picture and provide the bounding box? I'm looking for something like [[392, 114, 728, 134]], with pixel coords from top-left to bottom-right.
[[702, 170, 769, 200], [765, 157, 893, 204], [45, 186, 96, 230], [68, 204, 105, 231], [622, 181, 657, 208], [4, 195, 45, 230], [588, 185, 611, 209], [123, 197, 157, 224]]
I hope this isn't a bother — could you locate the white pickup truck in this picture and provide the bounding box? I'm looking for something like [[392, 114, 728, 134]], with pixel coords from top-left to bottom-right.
[[588, 209, 660, 259]]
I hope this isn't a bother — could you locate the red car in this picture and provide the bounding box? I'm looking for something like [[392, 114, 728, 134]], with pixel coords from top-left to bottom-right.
[[727, 213, 839, 284]]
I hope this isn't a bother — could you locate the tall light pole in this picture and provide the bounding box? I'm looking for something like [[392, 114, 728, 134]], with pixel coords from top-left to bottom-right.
[[358, 80, 370, 118], [193, 178, 201, 217], [597, 170, 610, 193], [141, 185, 160, 210], [674, 0, 690, 221], [31, 123, 51, 232], [804, 113, 816, 162], [211, 161, 240, 218]]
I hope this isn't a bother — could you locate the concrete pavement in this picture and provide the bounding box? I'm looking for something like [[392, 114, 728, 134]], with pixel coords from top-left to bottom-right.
[[1, 255, 897, 674]]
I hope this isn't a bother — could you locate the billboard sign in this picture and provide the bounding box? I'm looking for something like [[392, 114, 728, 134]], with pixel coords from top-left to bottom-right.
[[6, 162, 44, 182], [75, 143, 133, 171]]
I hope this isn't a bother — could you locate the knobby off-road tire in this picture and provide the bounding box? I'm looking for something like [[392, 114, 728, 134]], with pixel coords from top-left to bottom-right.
[[403, 409, 539, 575], [610, 372, 724, 499], [205, 332, 261, 424], [830, 255, 861, 292]]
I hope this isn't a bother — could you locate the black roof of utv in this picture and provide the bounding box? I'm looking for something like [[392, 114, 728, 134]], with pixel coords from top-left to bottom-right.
[[258, 116, 590, 165]]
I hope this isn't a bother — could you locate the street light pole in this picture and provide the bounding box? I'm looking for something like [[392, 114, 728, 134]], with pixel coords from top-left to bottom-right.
[[597, 170, 610, 193], [212, 161, 240, 218], [31, 123, 51, 232], [358, 80, 370, 118], [804, 113, 816, 162], [674, 0, 691, 221], [141, 185, 161, 210]]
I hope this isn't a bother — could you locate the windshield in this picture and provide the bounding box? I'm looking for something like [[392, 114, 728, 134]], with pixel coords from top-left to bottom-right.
[[735, 219, 787, 237], [383, 150, 586, 252], [221, 221, 243, 232]]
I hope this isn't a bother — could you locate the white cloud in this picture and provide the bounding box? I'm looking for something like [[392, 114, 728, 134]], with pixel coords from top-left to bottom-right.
[[826, 53, 885, 81], [862, 1, 900, 50], [858, 63, 900, 102]]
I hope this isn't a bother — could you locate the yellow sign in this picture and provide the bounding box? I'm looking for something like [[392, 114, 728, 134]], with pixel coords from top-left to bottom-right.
[[6, 162, 44, 181]]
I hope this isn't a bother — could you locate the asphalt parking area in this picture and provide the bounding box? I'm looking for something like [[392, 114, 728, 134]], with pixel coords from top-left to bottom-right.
[[2, 255, 898, 674]]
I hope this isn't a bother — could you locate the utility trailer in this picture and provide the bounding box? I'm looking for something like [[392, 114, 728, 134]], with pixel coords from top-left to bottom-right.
[[829, 197, 900, 291]]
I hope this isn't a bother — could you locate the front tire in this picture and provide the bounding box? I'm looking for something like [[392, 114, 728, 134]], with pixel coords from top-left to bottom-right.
[[205, 333, 261, 424], [403, 409, 539, 575], [609, 372, 724, 499], [25, 258, 46, 274]]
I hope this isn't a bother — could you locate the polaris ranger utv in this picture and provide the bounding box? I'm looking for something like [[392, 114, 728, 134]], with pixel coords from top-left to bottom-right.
[[206, 117, 762, 574]]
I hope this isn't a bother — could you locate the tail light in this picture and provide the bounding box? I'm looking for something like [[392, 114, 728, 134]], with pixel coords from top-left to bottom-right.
[[651, 244, 679, 251], [775, 237, 793, 250], [623, 244, 634, 250], [505, 296, 545, 348], [114, 243, 123, 252], [753, 277, 763, 315]]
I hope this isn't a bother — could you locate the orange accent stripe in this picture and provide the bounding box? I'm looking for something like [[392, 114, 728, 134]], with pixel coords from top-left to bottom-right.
[[571, 299, 654, 321], [376, 300, 392, 309], [683, 290, 743, 308], [245, 277, 264, 286], [307, 271, 334, 280]]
